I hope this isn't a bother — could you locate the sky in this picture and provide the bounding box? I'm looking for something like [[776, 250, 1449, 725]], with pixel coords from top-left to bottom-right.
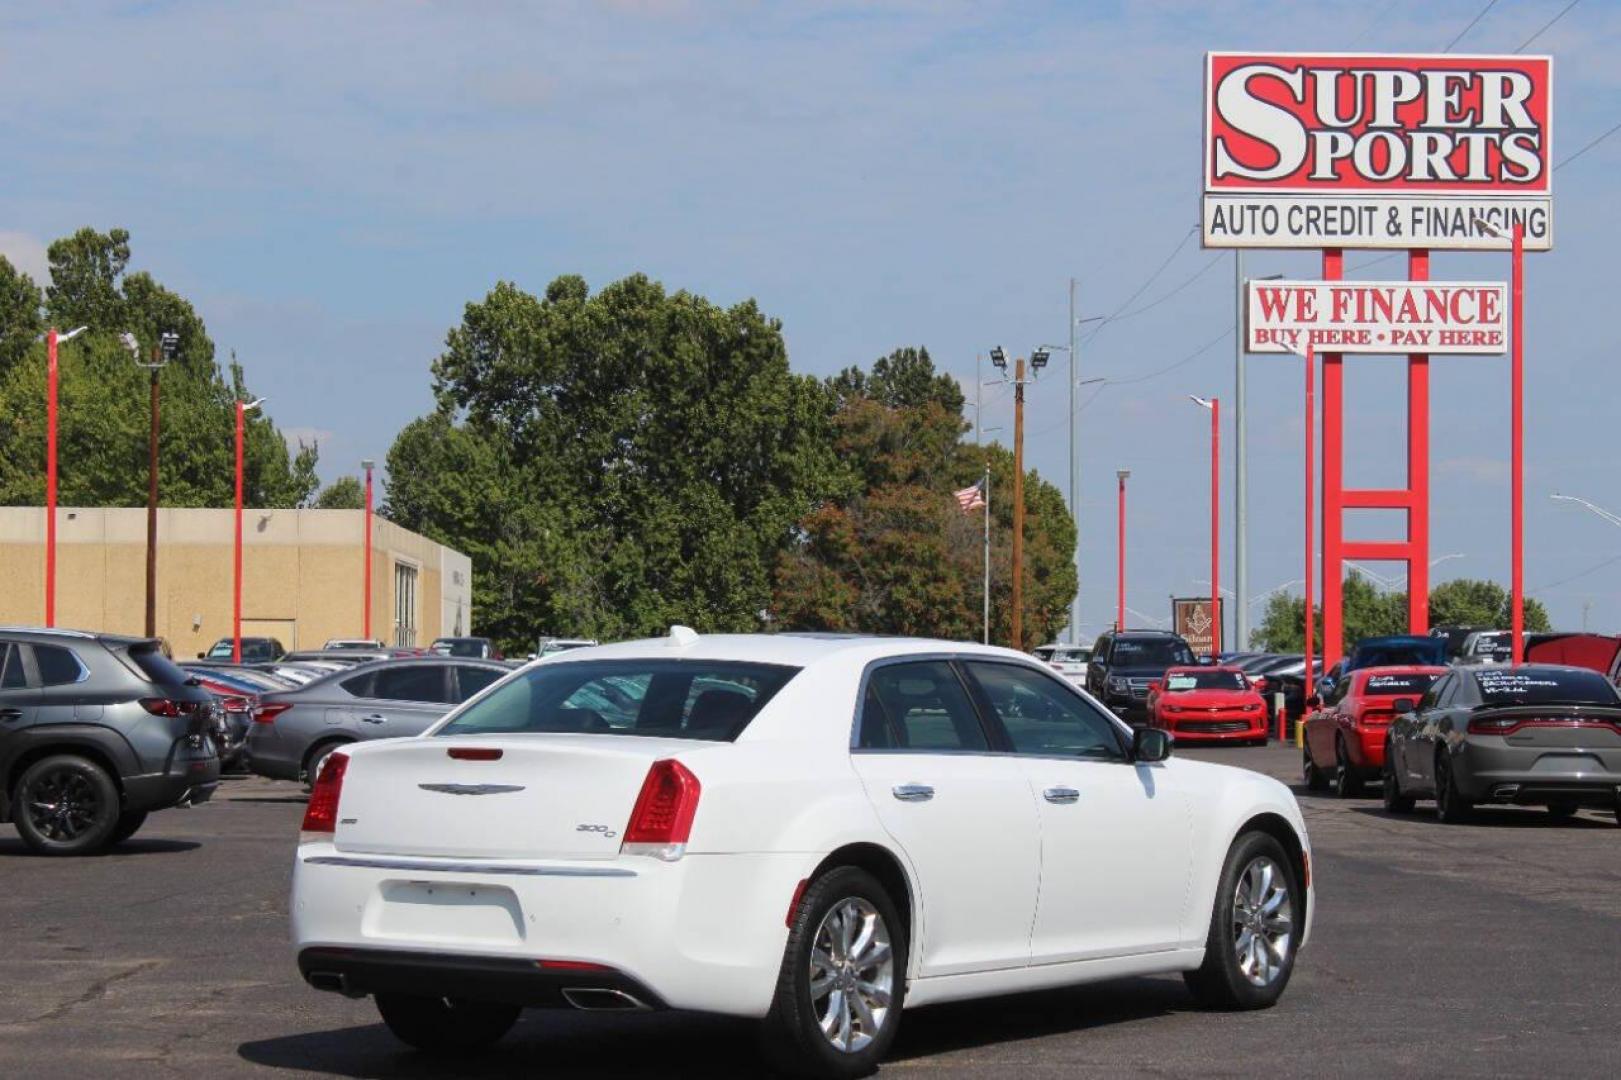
[[3, 0, 1620, 641]]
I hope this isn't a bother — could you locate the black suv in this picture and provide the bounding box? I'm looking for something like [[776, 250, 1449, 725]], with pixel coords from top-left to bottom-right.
[[1, 628, 220, 855], [1085, 630, 1197, 723]]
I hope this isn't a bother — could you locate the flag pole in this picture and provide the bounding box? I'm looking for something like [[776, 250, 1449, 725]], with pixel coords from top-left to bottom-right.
[[983, 462, 991, 645]]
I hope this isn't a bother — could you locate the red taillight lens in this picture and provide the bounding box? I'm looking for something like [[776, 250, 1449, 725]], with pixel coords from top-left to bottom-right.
[[254, 702, 293, 724], [300, 753, 348, 836], [447, 747, 503, 761], [139, 698, 186, 717], [221, 695, 253, 715], [621, 759, 701, 859]]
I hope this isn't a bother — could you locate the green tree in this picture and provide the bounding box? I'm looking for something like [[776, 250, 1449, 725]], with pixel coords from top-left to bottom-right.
[[772, 351, 1074, 649], [0, 257, 43, 373], [0, 227, 318, 509], [1251, 574, 1549, 653], [1429, 577, 1550, 632], [386, 274, 842, 652], [314, 475, 366, 509]]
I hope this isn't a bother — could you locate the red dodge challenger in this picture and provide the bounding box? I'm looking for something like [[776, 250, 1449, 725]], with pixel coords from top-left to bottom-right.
[[1146, 666, 1269, 745], [1302, 665, 1447, 797]]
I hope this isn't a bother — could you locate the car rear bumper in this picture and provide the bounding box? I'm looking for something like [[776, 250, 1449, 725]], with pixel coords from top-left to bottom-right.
[[290, 846, 808, 1018], [1453, 741, 1621, 803], [124, 757, 220, 812], [297, 946, 668, 1010]]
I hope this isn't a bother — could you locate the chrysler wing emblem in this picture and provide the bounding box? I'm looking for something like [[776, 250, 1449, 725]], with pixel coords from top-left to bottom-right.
[[418, 782, 526, 796]]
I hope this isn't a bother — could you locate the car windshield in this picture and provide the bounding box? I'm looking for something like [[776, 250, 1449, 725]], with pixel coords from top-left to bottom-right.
[[1111, 639, 1194, 666], [206, 641, 235, 658], [1362, 672, 1439, 696], [1163, 670, 1247, 691], [437, 659, 800, 741], [1475, 668, 1620, 706]]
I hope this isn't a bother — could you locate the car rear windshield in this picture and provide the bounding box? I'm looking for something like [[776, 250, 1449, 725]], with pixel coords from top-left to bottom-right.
[[129, 644, 193, 687], [1164, 670, 1246, 691], [1363, 672, 1438, 696], [436, 659, 801, 741], [1475, 668, 1620, 706], [1112, 639, 1194, 666]]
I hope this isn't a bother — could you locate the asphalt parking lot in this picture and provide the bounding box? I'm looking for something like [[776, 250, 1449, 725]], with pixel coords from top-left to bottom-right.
[[1, 744, 1617, 1079]]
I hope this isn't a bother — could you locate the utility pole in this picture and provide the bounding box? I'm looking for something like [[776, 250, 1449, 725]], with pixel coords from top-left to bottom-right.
[[1233, 251, 1248, 650], [135, 332, 177, 638], [1068, 278, 1079, 645], [1012, 354, 1026, 651]]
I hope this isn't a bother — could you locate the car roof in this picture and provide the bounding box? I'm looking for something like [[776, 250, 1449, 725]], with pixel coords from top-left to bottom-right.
[[0, 626, 156, 647], [539, 632, 1033, 669]]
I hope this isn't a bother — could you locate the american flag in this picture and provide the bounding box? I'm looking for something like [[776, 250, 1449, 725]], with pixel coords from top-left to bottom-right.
[[954, 479, 986, 513]]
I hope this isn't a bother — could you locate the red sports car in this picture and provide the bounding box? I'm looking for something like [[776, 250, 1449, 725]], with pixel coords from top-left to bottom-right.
[[1146, 666, 1268, 745], [1302, 665, 1447, 797]]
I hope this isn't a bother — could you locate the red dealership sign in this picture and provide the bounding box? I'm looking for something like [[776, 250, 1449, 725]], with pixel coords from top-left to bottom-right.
[[1247, 280, 1507, 355], [1203, 53, 1552, 249]]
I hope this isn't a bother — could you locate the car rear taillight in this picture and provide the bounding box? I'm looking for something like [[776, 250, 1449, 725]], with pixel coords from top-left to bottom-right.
[[447, 747, 502, 761], [1359, 709, 1393, 726], [221, 695, 253, 715], [299, 753, 348, 842], [254, 702, 293, 724], [139, 698, 191, 717], [621, 759, 701, 862]]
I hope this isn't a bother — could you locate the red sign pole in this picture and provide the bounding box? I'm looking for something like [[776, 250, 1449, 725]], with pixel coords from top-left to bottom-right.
[[1510, 222, 1525, 664], [1210, 397, 1221, 657], [44, 328, 58, 627], [1407, 249, 1431, 635], [1303, 342, 1315, 710], [363, 462, 375, 641], [1320, 249, 1344, 672]]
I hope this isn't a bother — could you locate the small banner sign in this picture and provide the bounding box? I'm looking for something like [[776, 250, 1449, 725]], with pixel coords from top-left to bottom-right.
[[1203, 53, 1552, 250], [1172, 597, 1225, 658], [1246, 279, 1507, 354]]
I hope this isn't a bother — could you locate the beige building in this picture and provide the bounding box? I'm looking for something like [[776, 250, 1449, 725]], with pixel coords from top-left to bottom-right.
[[0, 507, 472, 658]]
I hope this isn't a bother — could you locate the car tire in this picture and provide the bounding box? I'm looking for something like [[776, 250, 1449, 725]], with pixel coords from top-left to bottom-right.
[[12, 754, 122, 856], [1434, 752, 1473, 825], [1184, 831, 1300, 1011], [1332, 738, 1362, 798], [761, 866, 906, 1079], [1545, 800, 1577, 820], [108, 811, 148, 846], [1303, 748, 1329, 792], [374, 993, 520, 1052], [302, 740, 348, 792], [1381, 748, 1414, 814]]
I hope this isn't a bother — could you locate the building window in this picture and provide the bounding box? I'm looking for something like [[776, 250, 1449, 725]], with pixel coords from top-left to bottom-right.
[[393, 562, 418, 647]]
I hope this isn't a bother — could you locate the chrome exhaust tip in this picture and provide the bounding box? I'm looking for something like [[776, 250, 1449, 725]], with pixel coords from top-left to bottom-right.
[[561, 987, 650, 1012], [1492, 784, 1520, 801]]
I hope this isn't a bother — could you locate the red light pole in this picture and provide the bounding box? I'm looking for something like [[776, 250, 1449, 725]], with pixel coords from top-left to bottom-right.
[[1509, 222, 1525, 665], [1190, 396, 1220, 656], [233, 398, 264, 663], [362, 459, 376, 642], [1115, 469, 1130, 631], [42, 326, 87, 627]]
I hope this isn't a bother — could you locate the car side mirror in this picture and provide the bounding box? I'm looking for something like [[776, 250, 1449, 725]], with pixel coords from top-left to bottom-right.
[[1132, 726, 1173, 763], [1392, 697, 1416, 715]]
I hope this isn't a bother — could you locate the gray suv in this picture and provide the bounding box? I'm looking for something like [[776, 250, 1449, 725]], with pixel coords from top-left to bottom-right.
[[0, 628, 220, 855], [244, 657, 510, 783]]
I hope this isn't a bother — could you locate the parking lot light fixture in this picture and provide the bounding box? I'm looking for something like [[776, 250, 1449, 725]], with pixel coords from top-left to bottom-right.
[[362, 459, 377, 642], [1115, 470, 1130, 631], [42, 326, 90, 627], [234, 397, 266, 664]]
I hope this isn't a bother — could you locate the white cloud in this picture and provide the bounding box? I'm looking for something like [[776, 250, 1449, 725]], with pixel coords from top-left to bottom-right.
[[0, 230, 50, 282]]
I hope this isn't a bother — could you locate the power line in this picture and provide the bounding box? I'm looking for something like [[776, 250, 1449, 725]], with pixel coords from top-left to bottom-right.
[[1516, 0, 1581, 51], [1532, 550, 1621, 594], [1081, 225, 1198, 345], [1099, 251, 1226, 326], [1101, 324, 1234, 387], [1444, 0, 1501, 51], [1553, 117, 1621, 172]]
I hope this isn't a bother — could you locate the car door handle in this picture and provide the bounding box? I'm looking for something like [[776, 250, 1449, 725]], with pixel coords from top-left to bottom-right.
[[1043, 786, 1081, 804], [0, 708, 22, 721], [359, 714, 389, 724], [891, 784, 934, 802]]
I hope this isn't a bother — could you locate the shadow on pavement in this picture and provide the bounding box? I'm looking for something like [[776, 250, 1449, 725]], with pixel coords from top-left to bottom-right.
[[1346, 804, 1618, 829], [0, 837, 201, 858], [237, 977, 1189, 1077]]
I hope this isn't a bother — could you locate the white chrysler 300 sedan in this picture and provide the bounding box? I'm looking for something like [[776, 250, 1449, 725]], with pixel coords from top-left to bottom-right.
[[292, 630, 1312, 1078]]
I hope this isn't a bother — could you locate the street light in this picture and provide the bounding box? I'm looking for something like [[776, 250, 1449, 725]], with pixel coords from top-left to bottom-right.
[[1116, 469, 1131, 631], [132, 331, 179, 637], [362, 458, 377, 642], [1482, 218, 1526, 663], [233, 397, 265, 663], [1551, 492, 1621, 530], [1235, 270, 1284, 651], [989, 346, 1007, 370], [1188, 394, 1220, 656], [42, 325, 88, 627]]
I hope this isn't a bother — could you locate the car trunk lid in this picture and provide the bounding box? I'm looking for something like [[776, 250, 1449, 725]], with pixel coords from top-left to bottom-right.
[[332, 734, 708, 860]]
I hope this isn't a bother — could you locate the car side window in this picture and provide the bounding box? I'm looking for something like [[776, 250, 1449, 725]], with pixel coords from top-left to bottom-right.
[[34, 644, 86, 687], [858, 662, 990, 752], [370, 665, 452, 704], [340, 671, 375, 697], [964, 661, 1126, 761], [455, 665, 504, 703], [0, 644, 24, 690], [1418, 674, 1450, 711]]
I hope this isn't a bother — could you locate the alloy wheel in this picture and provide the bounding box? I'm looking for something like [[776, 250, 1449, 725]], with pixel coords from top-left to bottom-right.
[[1230, 856, 1293, 988], [26, 767, 104, 842], [808, 896, 894, 1053]]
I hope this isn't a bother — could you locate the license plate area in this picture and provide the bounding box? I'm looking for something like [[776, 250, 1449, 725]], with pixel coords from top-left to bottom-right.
[[363, 881, 525, 946]]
